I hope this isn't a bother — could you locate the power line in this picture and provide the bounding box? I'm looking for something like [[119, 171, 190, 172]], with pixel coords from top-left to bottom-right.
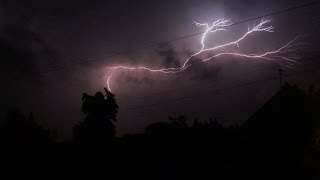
[[122, 77, 278, 111], [106, 59, 320, 105], [40, 0, 320, 75], [66, 64, 320, 125], [158, 1, 320, 45], [25, 0, 320, 113], [64, 60, 320, 108], [123, 65, 320, 124], [120, 64, 278, 105], [121, 65, 320, 111]]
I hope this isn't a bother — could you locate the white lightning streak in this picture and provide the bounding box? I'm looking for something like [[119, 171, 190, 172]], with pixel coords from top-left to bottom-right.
[[181, 18, 275, 69], [107, 75, 112, 92], [202, 36, 300, 63], [104, 18, 302, 91], [107, 65, 191, 74]]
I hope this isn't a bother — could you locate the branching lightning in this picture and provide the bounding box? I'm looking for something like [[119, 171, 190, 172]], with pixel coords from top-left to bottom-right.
[[105, 18, 303, 92]]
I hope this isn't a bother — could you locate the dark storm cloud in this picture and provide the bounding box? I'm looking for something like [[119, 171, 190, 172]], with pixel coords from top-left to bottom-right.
[[0, 34, 38, 80], [156, 44, 181, 68], [0, 0, 45, 25], [0, 0, 58, 80], [0, 39, 37, 79], [123, 74, 154, 85], [188, 60, 223, 81], [0, 24, 56, 80]]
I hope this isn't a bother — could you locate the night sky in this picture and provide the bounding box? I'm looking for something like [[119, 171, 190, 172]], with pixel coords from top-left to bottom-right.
[[1, 0, 320, 140]]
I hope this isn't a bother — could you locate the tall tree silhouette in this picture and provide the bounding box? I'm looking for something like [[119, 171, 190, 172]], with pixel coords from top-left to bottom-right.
[[73, 88, 119, 144]]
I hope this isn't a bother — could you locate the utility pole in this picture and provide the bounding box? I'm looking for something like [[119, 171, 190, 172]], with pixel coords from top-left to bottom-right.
[[279, 68, 283, 89]]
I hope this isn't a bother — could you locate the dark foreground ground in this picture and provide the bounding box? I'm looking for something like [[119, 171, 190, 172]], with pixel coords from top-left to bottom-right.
[[1, 84, 320, 179]]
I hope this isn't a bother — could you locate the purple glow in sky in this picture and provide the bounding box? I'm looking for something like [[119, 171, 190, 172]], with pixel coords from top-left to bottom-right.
[[0, 0, 319, 140]]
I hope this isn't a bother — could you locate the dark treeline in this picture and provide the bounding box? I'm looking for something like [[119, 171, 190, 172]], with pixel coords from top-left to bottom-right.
[[0, 83, 320, 180]]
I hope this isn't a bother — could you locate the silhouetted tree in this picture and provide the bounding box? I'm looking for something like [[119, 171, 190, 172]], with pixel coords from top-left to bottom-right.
[[168, 115, 188, 130], [312, 128, 320, 152], [145, 115, 188, 137], [73, 88, 119, 144], [0, 108, 52, 145], [191, 118, 202, 129]]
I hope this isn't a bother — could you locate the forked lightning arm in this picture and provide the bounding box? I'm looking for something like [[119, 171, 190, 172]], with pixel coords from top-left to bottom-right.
[[105, 18, 302, 92]]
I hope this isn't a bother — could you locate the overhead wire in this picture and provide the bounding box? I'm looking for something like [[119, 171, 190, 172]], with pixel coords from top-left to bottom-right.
[[38, 0, 320, 75]]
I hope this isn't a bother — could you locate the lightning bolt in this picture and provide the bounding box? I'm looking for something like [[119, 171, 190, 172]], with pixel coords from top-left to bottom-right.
[[107, 75, 112, 92], [104, 18, 303, 92], [202, 36, 300, 63]]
